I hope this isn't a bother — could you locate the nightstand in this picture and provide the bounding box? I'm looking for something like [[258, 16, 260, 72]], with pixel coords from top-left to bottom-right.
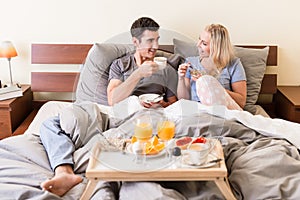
[[275, 86, 300, 123], [0, 85, 33, 139]]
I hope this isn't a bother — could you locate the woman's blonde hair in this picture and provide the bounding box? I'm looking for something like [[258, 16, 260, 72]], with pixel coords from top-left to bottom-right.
[[205, 24, 235, 69]]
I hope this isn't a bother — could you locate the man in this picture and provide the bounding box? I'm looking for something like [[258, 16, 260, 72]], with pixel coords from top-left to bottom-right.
[[107, 17, 178, 108], [39, 17, 178, 197]]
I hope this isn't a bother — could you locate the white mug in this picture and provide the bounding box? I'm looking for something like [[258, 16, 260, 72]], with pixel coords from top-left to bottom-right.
[[187, 143, 210, 165], [154, 57, 167, 70]]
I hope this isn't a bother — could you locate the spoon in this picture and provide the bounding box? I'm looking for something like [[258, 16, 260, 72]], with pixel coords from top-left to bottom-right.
[[188, 64, 194, 69], [188, 158, 222, 166], [122, 141, 128, 154], [208, 158, 222, 163]]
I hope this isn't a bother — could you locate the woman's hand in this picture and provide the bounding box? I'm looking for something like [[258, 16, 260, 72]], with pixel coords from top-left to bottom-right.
[[178, 63, 189, 79]]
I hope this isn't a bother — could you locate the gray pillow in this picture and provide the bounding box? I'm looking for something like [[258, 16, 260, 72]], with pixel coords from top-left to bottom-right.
[[234, 46, 269, 114], [173, 38, 269, 114], [75, 43, 135, 105], [173, 38, 198, 58]]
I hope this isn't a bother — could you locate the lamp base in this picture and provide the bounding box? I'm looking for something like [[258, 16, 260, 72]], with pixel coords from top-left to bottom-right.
[[2, 82, 21, 88]]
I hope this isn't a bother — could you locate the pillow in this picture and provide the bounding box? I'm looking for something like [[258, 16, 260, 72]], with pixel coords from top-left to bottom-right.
[[173, 38, 198, 58], [234, 46, 269, 114], [75, 43, 135, 105], [173, 38, 269, 114]]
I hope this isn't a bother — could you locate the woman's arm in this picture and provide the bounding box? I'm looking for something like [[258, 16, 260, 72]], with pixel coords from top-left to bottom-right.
[[177, 63, 191, 100], [227, 80, 247, 108], [177, 77, 191, 100]]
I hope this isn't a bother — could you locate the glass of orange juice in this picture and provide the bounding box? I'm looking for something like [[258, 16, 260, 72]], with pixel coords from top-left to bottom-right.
[[157, 118, 175, 160], [157, 120, 175, 141]]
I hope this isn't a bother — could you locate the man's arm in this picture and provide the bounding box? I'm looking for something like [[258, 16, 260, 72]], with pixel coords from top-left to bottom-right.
[[107, 70, 142, 106], [107, 61, 159, 106], [162, 95, 177, 107]]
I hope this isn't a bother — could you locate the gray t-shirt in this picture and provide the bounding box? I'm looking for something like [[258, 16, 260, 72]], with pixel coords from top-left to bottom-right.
[[109, 54, 178, 100], [185, 56, 246, 102]]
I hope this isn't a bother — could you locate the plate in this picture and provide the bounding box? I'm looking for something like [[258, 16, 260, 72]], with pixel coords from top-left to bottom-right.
[[139, 93, 163, 104], [181, 154, 218, 168], [126, 143, 166, 158]]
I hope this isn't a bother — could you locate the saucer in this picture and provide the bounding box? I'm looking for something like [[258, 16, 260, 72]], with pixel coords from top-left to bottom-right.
[[181, 154, 218, 168]]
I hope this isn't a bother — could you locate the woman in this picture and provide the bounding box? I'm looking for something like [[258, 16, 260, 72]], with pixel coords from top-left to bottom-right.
[[177, 24, 246, 110]]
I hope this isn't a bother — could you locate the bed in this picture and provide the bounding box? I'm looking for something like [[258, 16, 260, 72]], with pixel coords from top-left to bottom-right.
[[1, 41, 300, 200]]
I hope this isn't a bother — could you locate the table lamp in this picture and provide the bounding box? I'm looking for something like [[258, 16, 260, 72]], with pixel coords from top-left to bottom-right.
[[0, 41, 18, 87]]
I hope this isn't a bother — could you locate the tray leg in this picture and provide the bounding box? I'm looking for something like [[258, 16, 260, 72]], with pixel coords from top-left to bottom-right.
[[80, 179, 98, 200], [214, 177, 236, 200]]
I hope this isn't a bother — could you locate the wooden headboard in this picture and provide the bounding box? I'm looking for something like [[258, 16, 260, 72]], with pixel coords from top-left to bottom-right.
[[13, 43, 277, 136], [14, 44, 277, 135], [31, 44, 278, 112]]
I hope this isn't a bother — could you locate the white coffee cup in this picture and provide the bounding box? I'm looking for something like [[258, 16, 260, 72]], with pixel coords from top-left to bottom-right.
[[154, 57, 167, 70], [187, 143, 210, 165]]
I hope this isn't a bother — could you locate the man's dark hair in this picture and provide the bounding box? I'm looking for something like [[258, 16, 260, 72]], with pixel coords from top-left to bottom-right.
[[130, 17, 160, 41]]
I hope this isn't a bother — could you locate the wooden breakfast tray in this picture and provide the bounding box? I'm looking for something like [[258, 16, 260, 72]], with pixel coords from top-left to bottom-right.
[[80, 139, 236, 200]]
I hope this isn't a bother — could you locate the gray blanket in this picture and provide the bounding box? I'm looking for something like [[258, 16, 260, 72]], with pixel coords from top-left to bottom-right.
[[0, 101, 300, 200]]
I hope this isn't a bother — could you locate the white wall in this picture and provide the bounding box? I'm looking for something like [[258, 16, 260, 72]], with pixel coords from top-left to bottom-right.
[[0, 0, 300, 86]]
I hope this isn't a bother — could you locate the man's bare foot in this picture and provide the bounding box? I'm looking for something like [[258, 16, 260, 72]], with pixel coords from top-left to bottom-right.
[[41, 166, 83, 197]]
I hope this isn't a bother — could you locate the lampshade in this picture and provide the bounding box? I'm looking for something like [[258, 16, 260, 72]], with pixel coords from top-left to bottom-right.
[[0, 41, 18, 58]]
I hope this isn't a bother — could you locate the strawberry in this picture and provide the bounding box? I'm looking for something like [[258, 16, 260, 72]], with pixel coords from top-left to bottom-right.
[[192, 137, 206, 144]]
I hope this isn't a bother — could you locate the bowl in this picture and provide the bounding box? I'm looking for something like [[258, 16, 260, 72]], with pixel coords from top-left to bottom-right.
[[139, 93, 163, 104], [190, 69, 206, 77]]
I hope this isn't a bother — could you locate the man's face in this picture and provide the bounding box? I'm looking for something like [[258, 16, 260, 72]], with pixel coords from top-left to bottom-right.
[[134, 30, 160, 60]]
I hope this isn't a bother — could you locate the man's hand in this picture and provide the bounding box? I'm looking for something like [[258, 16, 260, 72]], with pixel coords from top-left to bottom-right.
[[140, 99, 165, 109], [136, 61, 159, 78]]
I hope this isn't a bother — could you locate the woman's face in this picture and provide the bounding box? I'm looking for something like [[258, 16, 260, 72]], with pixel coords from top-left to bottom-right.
[[197, 30, 210, 59]]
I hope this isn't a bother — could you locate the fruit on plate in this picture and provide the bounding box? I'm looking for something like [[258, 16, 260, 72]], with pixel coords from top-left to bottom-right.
[[151, 135, 159, 146], [131, 136, 137, 143], [175, 136, 193, 150], [192, 137, 207, 144], [145, 142, 165, 155], [172, 147, 182, 156], [131, 135, 165, 155]]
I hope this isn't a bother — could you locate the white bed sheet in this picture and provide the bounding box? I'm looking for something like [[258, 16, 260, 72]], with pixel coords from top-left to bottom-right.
[[26, 98, 300, 150]]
